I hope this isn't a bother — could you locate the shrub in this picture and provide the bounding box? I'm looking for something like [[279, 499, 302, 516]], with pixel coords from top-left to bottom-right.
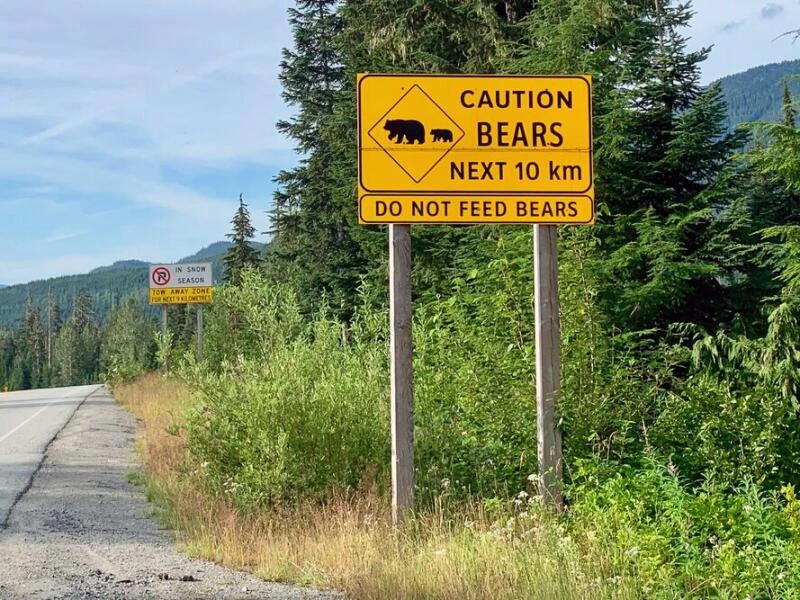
[[184, 314, 389, 509], [568, 457, 800, 598]]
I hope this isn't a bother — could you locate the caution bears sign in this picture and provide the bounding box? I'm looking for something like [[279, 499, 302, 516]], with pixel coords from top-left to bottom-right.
[[357, 74, 594, 225]]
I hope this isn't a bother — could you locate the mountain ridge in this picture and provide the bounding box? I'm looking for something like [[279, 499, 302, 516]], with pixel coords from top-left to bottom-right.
[[0, 240, 265, 329], [716, 59, 800, 129]]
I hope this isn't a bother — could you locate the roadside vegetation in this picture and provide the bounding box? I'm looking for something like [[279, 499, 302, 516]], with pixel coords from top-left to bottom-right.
[[117, 374, 631, 600], [20, 0, 800, 597], [117, 227, 800, 596]]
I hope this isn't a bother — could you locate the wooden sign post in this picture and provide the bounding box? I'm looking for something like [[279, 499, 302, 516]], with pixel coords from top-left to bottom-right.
[[196, 305, 204, 362], [389, 224, 414, 523], [357, 74, 592, 521], [534, 224, 563, 509], [161, 304, 169, 371]]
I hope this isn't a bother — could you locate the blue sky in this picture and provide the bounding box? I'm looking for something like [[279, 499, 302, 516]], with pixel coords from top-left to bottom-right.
[[1, 0, 798, 285]]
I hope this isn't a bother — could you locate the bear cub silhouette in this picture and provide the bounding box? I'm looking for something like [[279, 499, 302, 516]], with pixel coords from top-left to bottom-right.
[[384, 119, 425, 144], [431, 128, 453, 143]]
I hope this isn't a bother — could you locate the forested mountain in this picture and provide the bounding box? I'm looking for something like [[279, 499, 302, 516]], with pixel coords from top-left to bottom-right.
[[717, 59, 800, 129], [0, 268, 149, 331], [90, 260, 148, 274], [0, 241, 264, 329], [181, 241, 234, 261]]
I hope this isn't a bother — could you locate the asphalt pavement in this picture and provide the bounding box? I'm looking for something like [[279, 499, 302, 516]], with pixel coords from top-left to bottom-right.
[[0, 384, 338, 599], [0, 384, 101, 526]]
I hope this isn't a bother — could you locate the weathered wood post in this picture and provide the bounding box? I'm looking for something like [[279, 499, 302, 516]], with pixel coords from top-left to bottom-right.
[[389, 223, 414, 524], [534, 224, 563, 510]]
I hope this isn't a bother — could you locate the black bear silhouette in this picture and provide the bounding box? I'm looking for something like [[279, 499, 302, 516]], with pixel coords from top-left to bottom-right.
[[384, 119, 425, 144], [430, 128, 453, 143]]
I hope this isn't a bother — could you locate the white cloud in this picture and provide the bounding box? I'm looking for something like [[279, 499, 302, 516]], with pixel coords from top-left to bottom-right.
[[36, 230, 89, 245], [0, 0, 294, 282], [0, 0, 294, 207], [690, 0, 800, 81]]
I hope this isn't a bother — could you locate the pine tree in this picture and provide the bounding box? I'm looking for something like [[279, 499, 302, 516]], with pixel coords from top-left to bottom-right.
[[101, 298, 155, 379], [266, 0, 365, 319], [18, 299, 47, 388], [46, 291, 63, 372], [0, 331, 16, 390], [783, 82, 797, 128], [718, 83, 800, 328], [322, 0, 528, 308], [54, 291, 100, 385], [224, 194, 261, 286], [517, 0, 745, 332]]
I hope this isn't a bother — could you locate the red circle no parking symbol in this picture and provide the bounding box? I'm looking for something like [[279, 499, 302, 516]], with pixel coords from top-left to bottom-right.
[[152, 267, 171, 286]]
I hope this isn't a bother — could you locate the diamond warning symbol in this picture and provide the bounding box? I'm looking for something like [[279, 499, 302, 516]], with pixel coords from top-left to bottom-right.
[[366, 85, 464, 184]]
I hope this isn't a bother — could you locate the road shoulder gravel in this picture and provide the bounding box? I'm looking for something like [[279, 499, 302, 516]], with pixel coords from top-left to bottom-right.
[[0, 385, 340, 600]]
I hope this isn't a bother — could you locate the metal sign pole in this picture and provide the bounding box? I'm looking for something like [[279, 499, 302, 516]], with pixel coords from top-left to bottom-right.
[[534, 224, 563, 510], [389, 223, 414, 525], [196, 305, 204, 362], [161, 304, 169, 371]]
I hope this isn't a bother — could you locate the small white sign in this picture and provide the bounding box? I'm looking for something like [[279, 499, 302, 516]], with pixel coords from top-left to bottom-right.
[[149, 262, 213, 289]]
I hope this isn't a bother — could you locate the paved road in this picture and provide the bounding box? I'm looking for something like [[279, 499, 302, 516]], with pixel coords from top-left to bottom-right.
[[0, 385, 339, 599], [0, 385, 101, 526]]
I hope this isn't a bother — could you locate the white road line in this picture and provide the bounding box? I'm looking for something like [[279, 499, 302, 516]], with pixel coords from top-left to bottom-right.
[[0, 399, 62, 445]]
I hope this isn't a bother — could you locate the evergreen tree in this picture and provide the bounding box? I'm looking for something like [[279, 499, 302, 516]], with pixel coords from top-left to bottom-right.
[[19, 298, 47, 388], [324, 0, 531, 308], [266, 0, 368, 320], [783, 82, 797, 128], [224, 194, 261, 286], [514, 0, 744, 333], [46, 291, 63, 373], [599, 2, 745, 331], [54, 291, 100, 385], [0, 331, 15, 390], [101, 298, 156, 380], [717, 84, 800, 328]]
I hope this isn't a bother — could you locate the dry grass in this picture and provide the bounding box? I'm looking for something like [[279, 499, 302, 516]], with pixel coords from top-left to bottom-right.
[[114, 374, 635, 600]]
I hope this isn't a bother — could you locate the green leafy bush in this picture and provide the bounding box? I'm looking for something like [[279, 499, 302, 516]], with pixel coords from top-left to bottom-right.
[[568, 457, 800, 598], [184, 314, 388, 509], [202, 268, 305, 369]]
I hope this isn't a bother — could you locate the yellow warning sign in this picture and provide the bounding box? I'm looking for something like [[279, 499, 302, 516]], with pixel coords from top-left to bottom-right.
[[359, 195, 594, 224], [149, 287, 214, 305], [357, 74, 594, 225]]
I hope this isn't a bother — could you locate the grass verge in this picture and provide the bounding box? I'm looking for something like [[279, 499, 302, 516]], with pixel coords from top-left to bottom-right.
[[114, 373, 634, 599]]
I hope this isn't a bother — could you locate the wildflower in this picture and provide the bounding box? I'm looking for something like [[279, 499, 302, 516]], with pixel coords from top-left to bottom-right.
[[778, 572, 786, 581], [441, 478, 450, 490], [517, 490, 530, 501], [625, 546, 639, 557], [743, 504, 753, 514]]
